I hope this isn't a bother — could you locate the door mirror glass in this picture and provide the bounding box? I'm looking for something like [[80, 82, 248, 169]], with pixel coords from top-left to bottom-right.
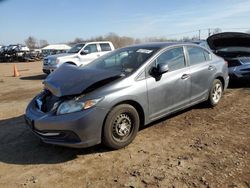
[[157, 63, 169, 74], [150, 63, 169, 77], [80, 49, 89, 55]]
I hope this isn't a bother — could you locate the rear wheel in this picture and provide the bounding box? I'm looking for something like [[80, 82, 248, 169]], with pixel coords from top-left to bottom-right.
[[103, 104, 139, 149], [207, 79, 223, 106]]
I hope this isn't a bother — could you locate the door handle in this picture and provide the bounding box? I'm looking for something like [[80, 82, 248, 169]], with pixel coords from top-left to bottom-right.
[[208, 65, 215, 71], [181, 74, 190, 80]]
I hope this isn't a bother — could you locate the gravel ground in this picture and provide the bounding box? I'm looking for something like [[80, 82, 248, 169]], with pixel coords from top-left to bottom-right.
[[0, 62, 249, 188]]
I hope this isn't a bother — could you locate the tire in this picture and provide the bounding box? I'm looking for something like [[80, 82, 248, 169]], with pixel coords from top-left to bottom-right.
[[207, 79, 223, 107], [103, 104, 140, 149]]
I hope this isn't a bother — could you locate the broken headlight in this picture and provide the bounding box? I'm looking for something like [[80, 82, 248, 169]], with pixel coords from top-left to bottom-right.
[[56, 98, 103, 115]]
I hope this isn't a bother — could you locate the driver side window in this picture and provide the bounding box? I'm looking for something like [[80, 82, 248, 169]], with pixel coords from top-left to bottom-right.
[[84, 44, 98, 53], [156, 47, 186, 71]]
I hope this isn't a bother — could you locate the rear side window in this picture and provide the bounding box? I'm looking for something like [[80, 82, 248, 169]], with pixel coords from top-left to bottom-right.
[[84, 44, 98, 53], [100, 43, 112, 51], [204, 50, 211, 61], [187, 46, 210, 65], [156, 47, 185, 71]]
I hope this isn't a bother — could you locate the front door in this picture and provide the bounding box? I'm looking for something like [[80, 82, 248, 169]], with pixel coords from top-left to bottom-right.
[[146, 47, 191, 121], [79, 44, 100, 65]]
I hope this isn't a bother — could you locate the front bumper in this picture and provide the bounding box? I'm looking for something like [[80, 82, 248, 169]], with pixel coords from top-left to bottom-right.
[[25, 98, 108, 148], [42, 65, 57, 74]]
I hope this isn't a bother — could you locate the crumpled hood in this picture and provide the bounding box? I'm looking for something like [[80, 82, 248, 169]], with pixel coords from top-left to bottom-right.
[[43, 63, 122, 97], [46, 53, 77, 60], [207, 32, 250, 51]]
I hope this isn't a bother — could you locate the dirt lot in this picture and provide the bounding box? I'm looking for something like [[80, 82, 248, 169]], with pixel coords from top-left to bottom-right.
[[0, 62, 249, 188]]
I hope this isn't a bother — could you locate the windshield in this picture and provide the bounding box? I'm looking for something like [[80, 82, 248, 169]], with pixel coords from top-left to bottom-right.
[[84, 46, 160, 74], [217, 47, 250, 53], [68, 43, 85, 53]]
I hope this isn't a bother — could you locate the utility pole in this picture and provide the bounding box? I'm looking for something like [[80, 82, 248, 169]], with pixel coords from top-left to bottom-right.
[[208, 28, 211, 37], [199, 30, 201, 40]]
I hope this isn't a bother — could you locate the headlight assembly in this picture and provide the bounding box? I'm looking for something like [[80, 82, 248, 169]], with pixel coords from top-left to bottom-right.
[[56, 98, 103, 115]]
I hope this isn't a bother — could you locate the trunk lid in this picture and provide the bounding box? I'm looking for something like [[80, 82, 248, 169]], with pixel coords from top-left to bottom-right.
[[207, 32, 250, 51]]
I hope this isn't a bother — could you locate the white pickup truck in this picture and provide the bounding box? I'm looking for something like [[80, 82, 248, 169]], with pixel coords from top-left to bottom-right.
[[43, 41, 115, 74]]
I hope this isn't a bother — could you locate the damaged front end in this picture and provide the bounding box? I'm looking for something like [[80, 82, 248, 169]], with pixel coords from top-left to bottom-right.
[[35, 89, 61, 113], [35, 89, 104, 116], [25, 63, 123, 148], [35, 63, 123, 115], [25, 87, 109, 147], [207, 32, 250, 79]]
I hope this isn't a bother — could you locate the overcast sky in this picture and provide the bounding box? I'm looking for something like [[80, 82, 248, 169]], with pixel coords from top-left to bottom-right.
[[0, 0, 250, 44]]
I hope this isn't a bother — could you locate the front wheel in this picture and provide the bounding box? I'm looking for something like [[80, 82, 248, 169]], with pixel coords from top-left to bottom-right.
[[103, 104, 140, 149], [207, 79, 223, 107]]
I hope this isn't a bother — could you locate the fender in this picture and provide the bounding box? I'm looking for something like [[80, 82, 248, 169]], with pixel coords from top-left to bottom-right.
[[211, 72, 226, 89]]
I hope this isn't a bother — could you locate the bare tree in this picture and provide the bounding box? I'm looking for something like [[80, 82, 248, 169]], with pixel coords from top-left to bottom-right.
[[74, 38, 84, 44], [213, 28, 222, 35], [182, 36, 191, 42], [25, 36, 37, 49], [39, 40, 49, 48], [67, 32, 201, 48], [134, 38, 142, 44]]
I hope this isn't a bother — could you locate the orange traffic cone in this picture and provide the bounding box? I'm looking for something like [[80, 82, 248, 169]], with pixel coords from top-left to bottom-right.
[[13, 64, 20, 77]]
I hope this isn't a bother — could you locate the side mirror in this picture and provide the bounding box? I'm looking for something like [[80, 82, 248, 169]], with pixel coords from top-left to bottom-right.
[[80, 49, 89, 55], [157, 63, 169, 75], [149, 64, 169, 78]]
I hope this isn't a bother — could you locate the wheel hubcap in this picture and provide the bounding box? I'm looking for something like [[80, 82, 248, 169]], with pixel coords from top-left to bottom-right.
[[212, 83, 222, 103], [112, 113, 132, 141]]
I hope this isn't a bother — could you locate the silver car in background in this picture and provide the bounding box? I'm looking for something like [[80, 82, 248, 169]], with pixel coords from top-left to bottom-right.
[[25, 42, 229, 149]]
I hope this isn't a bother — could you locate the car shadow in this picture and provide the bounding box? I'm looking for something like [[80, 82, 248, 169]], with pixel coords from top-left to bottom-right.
[[20, 74, 47, 80], [1, 78, 249, 165], [228, 78, 250, 88], [0, 115, 109, 165], [0, 103, 211, 166]]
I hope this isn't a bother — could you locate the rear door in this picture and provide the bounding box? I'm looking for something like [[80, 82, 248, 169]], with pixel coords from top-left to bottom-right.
[[98, 43, 113, 56], [146, 46, 191, 120], [186, 46, 215, 103]]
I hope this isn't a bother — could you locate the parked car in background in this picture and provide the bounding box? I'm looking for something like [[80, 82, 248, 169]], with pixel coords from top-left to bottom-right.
[[41, 44, 71, 58], [207, 32, 250, 79], [193, 40, 211, 50], [0, 44, 42, 62], [25, 42, 229, 149], [42, 41, 115, 74]]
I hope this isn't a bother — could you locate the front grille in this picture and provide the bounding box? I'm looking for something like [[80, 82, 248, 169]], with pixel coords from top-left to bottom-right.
[[35, 130, 81, 142], [43, 59, 48, 66], [239, 58, 250, 64], [42, 95, 60, 113], [36, 91, 61, 113]]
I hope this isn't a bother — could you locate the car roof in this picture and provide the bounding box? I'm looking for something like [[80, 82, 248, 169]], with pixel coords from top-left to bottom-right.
[[125, 42, 194, 49], [75, 41, 112, 45]]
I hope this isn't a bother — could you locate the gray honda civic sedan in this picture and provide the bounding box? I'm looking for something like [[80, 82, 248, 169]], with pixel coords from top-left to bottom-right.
[[25, 42, 229, 149]]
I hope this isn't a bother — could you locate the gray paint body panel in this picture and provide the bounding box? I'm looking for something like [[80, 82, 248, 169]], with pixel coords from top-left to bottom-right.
[[25, 43, 229, 148]]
